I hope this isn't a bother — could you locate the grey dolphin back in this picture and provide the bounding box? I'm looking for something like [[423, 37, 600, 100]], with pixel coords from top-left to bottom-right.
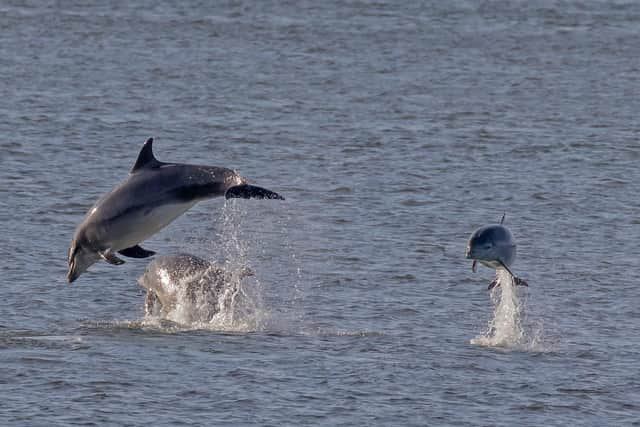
[[131, 138, 284, 200]]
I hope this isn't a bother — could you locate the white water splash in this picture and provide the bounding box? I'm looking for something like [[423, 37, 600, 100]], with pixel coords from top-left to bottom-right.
[[211, 198, 303, 333], [471, 269, 545, 351], [141, 201, 272, 332], [145, 266, 263, 331], [139, 197, 303, 334]]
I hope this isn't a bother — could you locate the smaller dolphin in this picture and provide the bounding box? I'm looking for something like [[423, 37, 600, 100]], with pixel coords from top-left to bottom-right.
[[67, 138, 283, 283], [465, 214, 528, 290], [138, 254, 253, 321]]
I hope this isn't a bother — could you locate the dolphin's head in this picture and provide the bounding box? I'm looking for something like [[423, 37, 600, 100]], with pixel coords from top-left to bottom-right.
[[137, 255, 205, 311], [67, 235, 100, 283], [465, 225, 515, 271], [138, 260, 176, 296]]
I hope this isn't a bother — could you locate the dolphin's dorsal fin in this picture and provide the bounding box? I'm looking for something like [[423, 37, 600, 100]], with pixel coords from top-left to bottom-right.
[[131, 138, 160, 172], [500, 212, 506, 225]]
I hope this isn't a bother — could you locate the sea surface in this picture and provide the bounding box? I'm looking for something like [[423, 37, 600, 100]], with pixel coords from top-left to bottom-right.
[[1, 1, 639, 425]]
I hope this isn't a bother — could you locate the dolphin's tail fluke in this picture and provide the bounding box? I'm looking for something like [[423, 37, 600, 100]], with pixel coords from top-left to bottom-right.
[[225, 184, 285, 200]]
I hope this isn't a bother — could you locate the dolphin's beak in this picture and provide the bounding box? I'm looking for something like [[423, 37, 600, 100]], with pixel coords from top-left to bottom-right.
[[67, 271, 77, 283], [465, 245, 472, 258], [67, 263, 78, 283]]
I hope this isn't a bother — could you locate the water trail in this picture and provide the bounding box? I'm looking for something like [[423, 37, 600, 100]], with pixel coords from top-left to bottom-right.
[[270, 209, 305, 329], [471, 269, 545, 350], [208, 199, 271, 331], [212, 199, 304, 333]]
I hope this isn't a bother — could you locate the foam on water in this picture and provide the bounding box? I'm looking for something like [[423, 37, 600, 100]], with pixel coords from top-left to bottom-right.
[[471, 269, 546, 351]]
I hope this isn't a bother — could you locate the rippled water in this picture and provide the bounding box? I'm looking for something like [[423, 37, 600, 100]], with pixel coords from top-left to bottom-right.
[[1, 1, 639, 425]]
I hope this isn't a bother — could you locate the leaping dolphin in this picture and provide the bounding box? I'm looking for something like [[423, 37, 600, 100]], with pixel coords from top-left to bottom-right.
[[465, 214, 528, 290], [67, 138, 283, 283]]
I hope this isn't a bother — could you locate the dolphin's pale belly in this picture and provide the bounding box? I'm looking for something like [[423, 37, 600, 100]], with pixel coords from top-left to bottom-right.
[[478, 259, 504, 270], [477, 246, 516, 270], [101, 201, 197, 251]]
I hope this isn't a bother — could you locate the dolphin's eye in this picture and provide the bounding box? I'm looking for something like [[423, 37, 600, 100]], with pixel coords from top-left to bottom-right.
[[484, 244, 492, 250]]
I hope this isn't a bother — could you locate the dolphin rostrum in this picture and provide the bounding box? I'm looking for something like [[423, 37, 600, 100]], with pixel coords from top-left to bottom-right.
[[465, 214, 528, 290], [67, 138, 283, 283], [138, 253, 253, 322]]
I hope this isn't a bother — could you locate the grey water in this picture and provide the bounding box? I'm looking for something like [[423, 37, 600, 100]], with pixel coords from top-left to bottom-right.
[[1, 1, 639, 425]]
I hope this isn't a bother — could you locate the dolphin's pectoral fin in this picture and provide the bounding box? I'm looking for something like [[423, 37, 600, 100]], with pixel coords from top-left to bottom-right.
[[497, 260, 516, 278], [497, 260, 528, 287], [119, 245, 156, 259], [514, 277, 529, 287], [488, 275, 527, 290], [472, 260, 477, 273], [225, 184, 285, 200], [100, 250, 125, 265]]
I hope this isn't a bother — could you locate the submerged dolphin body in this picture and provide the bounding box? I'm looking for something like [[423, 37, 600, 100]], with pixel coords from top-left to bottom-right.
[[465, 214, 528, 290], [138, 254, 253, 322], [67, 138, 283, 282]]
